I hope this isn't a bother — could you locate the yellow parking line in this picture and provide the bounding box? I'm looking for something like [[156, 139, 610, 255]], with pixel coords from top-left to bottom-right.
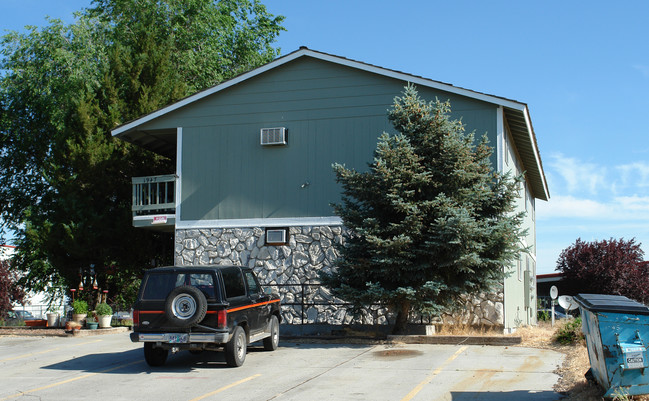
[[1, 360, 141, 400], [188, 374, 262, 401], [0, 340, 102, 363], [400, 346, 468, 401]]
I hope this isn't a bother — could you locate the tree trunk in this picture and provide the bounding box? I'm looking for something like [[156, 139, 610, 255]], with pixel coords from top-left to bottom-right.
[[391, 301, 410, 335]]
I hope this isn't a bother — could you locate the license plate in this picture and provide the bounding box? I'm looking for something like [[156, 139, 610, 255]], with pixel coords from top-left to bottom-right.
[[166, 334, 188, 343]]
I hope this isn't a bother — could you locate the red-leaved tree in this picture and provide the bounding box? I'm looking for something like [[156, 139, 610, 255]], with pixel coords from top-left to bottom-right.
[[556, 238, 649, 304], [0, 259, 26, 317]]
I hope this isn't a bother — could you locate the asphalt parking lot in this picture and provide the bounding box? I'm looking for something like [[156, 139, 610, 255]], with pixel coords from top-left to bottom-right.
[[0, 332, 564, 401]]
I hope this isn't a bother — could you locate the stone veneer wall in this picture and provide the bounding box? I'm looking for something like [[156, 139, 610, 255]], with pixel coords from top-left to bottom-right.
[[174, 226, 504, 327]]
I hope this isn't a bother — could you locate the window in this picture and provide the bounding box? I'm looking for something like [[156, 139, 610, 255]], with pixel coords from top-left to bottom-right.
[[142, 274, 176, 300], [245, 271, 260, 295], [142, 272, 217, 300], [221, 268, 246, 299]]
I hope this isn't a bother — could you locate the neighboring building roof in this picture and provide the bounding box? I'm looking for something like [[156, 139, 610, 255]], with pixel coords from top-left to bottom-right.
[[536, 273, 564, 284], [0, 244, 16, 260], [112, 47, 549, 201]]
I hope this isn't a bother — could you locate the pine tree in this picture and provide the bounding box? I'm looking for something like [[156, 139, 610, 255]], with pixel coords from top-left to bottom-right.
[[320, 85, 526, 334]]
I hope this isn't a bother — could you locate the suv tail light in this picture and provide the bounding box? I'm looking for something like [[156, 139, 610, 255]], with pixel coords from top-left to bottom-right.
[[217, 310, 227, 329], [133, 310, 140, 325]]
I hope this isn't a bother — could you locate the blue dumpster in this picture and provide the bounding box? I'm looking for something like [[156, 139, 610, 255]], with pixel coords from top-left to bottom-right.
[[574, 293, 649, 398]]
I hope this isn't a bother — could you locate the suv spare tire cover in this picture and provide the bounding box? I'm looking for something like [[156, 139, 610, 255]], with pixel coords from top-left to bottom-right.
[[165, 285, 208, 328]]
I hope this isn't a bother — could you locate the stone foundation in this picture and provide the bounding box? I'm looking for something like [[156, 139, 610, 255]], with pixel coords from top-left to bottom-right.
[[174, 226, 504, 327]]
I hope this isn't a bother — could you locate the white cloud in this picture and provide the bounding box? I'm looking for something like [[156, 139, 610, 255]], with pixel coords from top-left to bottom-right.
[[536, 155, 649, 273], [548, 153, 607, 195], [537, 195, 606, 218], [537, 195, 649, 220], [616, 162, 649, 188]]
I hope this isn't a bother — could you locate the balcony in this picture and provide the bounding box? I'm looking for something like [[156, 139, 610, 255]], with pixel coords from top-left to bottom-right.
[[132, 174, 176, 231]]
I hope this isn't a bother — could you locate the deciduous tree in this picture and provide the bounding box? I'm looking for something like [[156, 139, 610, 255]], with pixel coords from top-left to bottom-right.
[[0, 0, 284, 304], [556, 238, 648, 303]]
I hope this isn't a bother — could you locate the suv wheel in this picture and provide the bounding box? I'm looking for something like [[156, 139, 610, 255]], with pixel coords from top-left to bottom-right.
[[164, 285, 208, 328], [263, 315, 279, 351], [225, 326, 247, 367], [144, 343, 168, 367]]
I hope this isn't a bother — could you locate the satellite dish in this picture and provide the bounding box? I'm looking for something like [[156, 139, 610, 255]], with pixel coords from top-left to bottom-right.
[[550, 285, 558, 300], [558, 295, 579, 311]]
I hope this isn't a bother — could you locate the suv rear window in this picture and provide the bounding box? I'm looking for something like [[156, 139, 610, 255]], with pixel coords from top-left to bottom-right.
[[221, 267, 246, 299], [142, 272, 217, 300]]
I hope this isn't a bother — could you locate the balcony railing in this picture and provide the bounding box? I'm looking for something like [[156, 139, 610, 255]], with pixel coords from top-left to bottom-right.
[[132, 174, 176, 216]]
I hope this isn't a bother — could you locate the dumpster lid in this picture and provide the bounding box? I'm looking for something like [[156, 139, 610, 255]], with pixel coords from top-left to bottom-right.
[[574, 294, 649, 315]]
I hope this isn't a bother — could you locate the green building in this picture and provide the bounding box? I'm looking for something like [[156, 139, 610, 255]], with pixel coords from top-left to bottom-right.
[[113, 47, 549, 332]]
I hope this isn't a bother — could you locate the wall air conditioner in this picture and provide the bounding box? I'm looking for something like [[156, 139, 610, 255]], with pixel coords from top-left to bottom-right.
[[265, 228, 288, 245], [260, 127, 287, 146]]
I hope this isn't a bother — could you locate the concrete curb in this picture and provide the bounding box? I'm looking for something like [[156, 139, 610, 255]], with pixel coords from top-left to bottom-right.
[[68, 327, 130, 337], [0, 326, 131, 337], [387, 335, 522, 346]]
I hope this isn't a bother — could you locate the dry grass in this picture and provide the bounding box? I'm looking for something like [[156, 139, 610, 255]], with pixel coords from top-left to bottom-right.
[[435, 323, 504, 336], [515, 321, 649, 401]]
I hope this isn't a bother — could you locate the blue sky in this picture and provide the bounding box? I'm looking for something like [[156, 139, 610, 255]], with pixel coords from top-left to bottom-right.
[[3, 1, 649, 274]]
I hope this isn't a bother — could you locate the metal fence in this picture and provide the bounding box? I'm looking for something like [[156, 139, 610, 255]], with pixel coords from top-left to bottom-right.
[[13, 304, 65, 320], [266, 283, 433, 326]]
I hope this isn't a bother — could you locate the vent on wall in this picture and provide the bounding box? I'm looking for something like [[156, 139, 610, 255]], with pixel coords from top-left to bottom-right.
[[260, 127, 287, 146], [265, 228, 288, 245]]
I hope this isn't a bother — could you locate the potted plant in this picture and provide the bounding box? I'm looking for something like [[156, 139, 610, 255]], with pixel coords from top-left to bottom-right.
[[96, 303, 113, 328], [86, 313, 99, 330], [72, 300, 88, 324]]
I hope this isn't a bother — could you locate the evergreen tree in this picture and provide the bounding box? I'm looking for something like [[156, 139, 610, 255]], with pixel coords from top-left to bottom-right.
[[320, 85, 526, 334]]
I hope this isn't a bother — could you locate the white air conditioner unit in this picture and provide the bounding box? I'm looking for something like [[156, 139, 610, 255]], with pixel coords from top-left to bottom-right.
[[260, 127, 287, 146], [266, 228, 288, 245]]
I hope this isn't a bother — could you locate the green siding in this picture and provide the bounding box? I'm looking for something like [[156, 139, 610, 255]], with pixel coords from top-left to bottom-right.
[[141, 57, 498, 221]]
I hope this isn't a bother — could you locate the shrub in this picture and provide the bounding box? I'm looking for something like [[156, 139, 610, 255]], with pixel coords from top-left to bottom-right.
[[72, 299, 88, 314], [554, 317, 584, 345], [537, 310, 550, 322], [112, 318, 133, 327], [0, 259, 26, 319], [95, 303, 112, 316]]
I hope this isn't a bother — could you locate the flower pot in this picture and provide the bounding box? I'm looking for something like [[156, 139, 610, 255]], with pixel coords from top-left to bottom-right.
[[73, 313, 87, 325], [25, 320, 47, 327], [86, 321, 98, 330], [46, 313, 59, 327], [98, 315, 112, 328]]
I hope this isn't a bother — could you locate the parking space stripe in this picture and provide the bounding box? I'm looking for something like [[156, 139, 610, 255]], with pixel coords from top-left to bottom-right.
[[400, 346, 468, 401], [188, 374, 261, 401], [0, 360, 142, 400], [0, 340, 102, 363]]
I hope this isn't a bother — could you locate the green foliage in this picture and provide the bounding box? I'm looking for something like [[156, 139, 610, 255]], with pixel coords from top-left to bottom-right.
[[0, 317, 26, 327], [72, 299, 89, 315], [537, 310, 550, 322], [112, 318, 133, 327], [0, 1, 284, 298], [554, 317, 584, 345], [320, 85, 526, 333], [95, 302, 113, 316]]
